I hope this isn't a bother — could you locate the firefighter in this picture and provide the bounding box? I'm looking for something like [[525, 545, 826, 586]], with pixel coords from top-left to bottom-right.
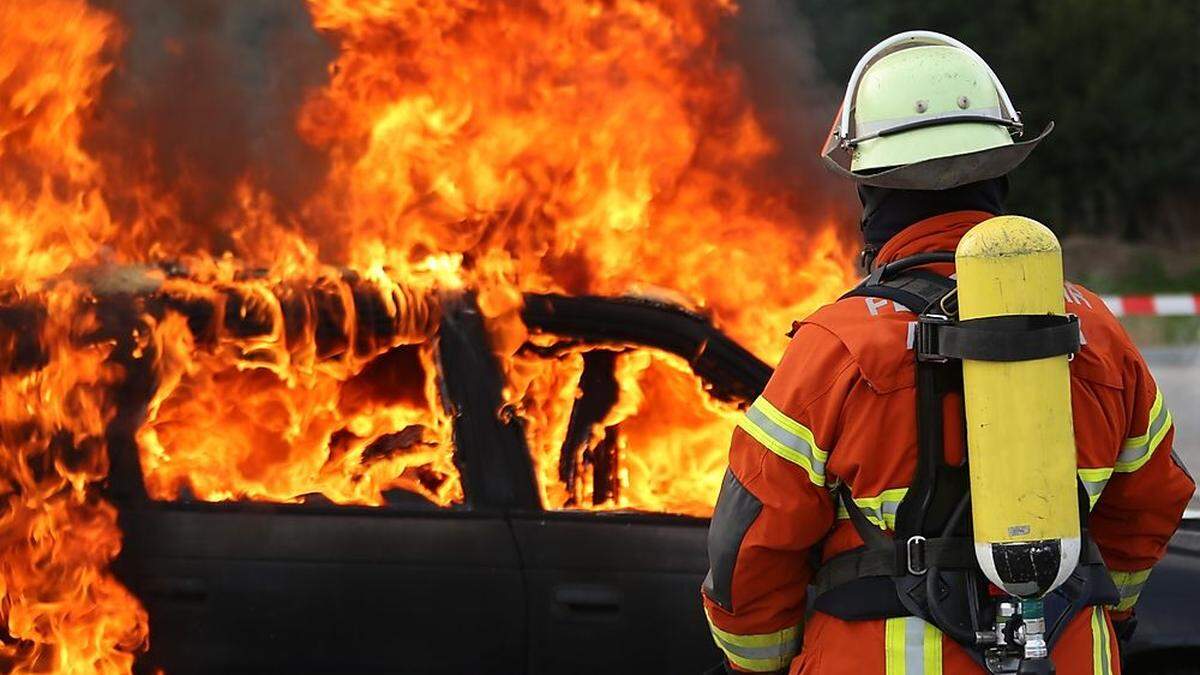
[[701, 31, 1194, 675]]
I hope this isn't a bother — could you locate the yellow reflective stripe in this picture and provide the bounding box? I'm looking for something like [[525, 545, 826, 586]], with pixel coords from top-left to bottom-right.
[[923, 622, 943, 675], [738, 396, 827, 486], [1116, 389, 1172, 473], [1109, 568, 1153, 612], [835, 487, 909, 530], [1077, 467, 1114, 510], [1091, 607, 1113, 675], [885, 617, 942, 675], [885, 618, 905, 675], [751, 397, 830, 463], [704, 609, 800, 672]]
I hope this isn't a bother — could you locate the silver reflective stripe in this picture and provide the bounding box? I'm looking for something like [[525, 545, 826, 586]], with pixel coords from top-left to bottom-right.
[[744, 406, 825, 474], [1098, 612, 1111, 675], [864, 499, 901, 528], [712, 632, 801, 663], [1091, 607, 1113, 675], [738, 397, 827, 486], [855, 106, 1005, 137], [885, 616, 942, 675], [1077, 467, 1113, 510], [704, 611, 801, 673], [905, 616, 926, 675], [836, 487, 908, 530], [1109, 568, 1152, 612], [1119, 579, 1148, 601], [1116, 389, 1172, 473]]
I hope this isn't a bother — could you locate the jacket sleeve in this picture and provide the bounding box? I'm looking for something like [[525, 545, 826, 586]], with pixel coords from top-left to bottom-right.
[[1089, 347, 1194, 620], [701, 324, 856, 672]]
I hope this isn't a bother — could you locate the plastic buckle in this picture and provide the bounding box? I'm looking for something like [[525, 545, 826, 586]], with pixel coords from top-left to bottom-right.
[[1067, 313, 1080, 361], [906, 535, 928, 575], [916, 314, 953, 363]]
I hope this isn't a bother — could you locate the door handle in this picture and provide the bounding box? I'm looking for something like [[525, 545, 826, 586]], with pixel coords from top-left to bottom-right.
[[553, 584, 622, 619]]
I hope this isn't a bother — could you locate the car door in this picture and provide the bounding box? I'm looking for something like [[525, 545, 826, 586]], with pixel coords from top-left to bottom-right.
[[511, 294, 768, 674], [510, 510, 719, 674], [116, 502, 524, 674], [109, 293, 533, 674]]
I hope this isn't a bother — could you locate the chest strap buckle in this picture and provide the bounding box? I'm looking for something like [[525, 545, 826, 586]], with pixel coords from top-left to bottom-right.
[[907, 535, 928, 575]]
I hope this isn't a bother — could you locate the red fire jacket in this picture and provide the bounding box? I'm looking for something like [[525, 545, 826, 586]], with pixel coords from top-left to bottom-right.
[[701, 211, 1194, 675]]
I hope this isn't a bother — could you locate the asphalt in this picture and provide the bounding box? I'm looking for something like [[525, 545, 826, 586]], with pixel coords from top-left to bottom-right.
[[1142, 346, 1200, 511]]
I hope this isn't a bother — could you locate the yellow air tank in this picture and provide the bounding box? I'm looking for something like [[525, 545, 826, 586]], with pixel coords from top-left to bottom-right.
[[955, 215, 1080, 598]]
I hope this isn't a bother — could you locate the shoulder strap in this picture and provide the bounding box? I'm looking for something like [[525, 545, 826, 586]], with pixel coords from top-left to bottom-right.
[[841, 268, 956, 315]]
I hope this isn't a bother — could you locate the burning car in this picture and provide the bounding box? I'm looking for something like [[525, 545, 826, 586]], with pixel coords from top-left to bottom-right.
[[0, 1, 1195, 674], [91, 287, 1193, 675], [98, 287, 763, 674]]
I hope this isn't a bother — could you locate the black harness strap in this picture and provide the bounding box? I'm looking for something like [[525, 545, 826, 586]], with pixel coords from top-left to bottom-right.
[[818, 252, 1117, 662], [842, 268, 956, 315], [814, 532, 1108, 601], [938, 314, 1081, 362], [814, 535, 977, 595]]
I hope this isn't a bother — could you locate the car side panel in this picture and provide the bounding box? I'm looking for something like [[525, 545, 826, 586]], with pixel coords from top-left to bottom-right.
[[511, 513, 721, 674], [116, 506, 525, 674]]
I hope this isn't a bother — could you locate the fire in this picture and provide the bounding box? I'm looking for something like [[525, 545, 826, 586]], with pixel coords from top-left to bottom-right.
[[0, 0, 855, 671], [298, 0, 855, 514], [0, 1, 147, 672]]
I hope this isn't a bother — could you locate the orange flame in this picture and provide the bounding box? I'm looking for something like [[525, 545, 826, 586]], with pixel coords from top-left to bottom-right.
[[1, 0, 855, 670], [294, 0, 853, 514], [0, 1, 147, 672]]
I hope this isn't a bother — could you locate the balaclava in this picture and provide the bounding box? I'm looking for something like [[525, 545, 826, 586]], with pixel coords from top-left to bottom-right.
[[858, 175, 1009, 268]]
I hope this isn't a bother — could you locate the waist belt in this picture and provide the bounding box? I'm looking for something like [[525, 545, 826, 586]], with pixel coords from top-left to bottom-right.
[[813, 533, 1108, 602]]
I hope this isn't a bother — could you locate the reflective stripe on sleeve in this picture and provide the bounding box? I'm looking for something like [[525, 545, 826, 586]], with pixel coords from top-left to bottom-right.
[[738, 396, 828, 486], [885, 616, 942, 675], [835, 487, 908, 530], [705, 609, 800, 673], [1116, 389, 1173, 473], [1077, 467, 1114, 510], [1109, 568, 1153, 612], [1091, 606, 1113, 675]]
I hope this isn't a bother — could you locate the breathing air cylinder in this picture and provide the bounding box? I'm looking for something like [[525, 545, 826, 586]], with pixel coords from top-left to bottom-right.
[[955, 215, 1080, 600]]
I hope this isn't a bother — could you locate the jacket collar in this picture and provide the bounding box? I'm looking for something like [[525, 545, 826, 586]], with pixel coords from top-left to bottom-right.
[[873, 210, 995, 265]]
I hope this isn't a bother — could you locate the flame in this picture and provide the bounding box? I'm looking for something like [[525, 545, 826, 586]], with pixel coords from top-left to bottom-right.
[[136, 263, 457, 506], [298, 0, 854, 518], [0, 1, 147, 672], [0, 283, 148, 674], [1, 0, 856, 670]]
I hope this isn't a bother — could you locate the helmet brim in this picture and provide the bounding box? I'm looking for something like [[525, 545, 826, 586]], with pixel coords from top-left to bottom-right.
[[822, 121, 1053, 190]]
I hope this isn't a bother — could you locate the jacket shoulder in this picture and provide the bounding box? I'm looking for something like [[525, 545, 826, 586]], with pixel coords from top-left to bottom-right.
[[799, 295, 918, 393], [798, 281, 1136, 393], [1063, 281, 1135, 389]]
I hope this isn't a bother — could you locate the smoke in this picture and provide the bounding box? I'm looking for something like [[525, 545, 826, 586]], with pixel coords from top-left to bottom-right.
[[726, 0, 855, 208], [84, 0, 854, 254], [87, 0, 333, 252]]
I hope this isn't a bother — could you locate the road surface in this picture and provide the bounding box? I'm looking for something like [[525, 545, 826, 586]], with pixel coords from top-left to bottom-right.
[[1143, 345, 1200, 511]]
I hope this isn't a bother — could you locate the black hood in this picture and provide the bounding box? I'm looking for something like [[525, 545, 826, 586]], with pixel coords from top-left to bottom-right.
[[858, 176, 1009, 250]]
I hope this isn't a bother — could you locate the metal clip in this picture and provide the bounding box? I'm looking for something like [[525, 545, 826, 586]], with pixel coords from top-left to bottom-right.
[[916, 314, 953, 363], [906, 535, 928, 575], [1067, 313, 1080, 361]]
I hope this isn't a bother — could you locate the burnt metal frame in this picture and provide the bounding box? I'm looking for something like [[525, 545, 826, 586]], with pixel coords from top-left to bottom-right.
[[104, 291, 771, 516]]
